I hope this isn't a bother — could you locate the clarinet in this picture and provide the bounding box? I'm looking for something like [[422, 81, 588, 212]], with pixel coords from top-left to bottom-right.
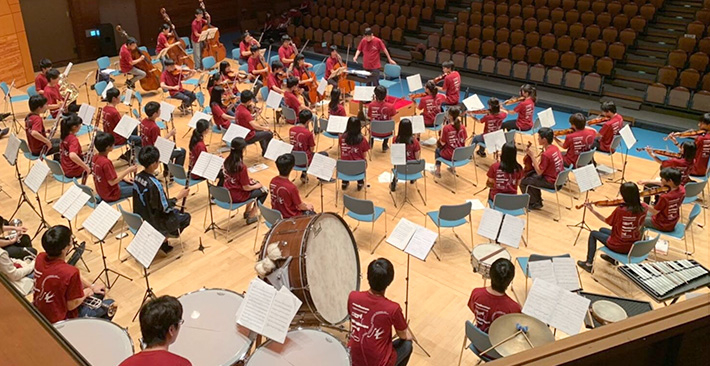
[[81, 107, 103, 185], [39, 92, 72, 159]]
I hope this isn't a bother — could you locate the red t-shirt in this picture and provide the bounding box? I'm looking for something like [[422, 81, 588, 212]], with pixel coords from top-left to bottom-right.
[[267, 73, 281, 91], [239, 40, 254, 60], [44, 84, 63, 118], [540, 145, 565, 183], [467, 287, 522, 333], [190, 140, 207, 180], [562, 128, 596, 167], [235, 104, 256, 140], [340, 134, 370, 161], [160, 70, 184, 96], [283, 91, 301, 123], [513, 98, 534, 131], [443, 71, 461, 105], [348, 291, 407, 366], [269, 176, 303, 218], [247, 56, 260, 74], [211, 103, 230, 130], [357, 37, 386, 70], [289, 125, 316, 163], [605, 205, 648, 253], [661, 158, 692, 185], [141, 118, 160, 147], [156, 32, 169, 54], [480, 112, 508, 134], [32, 253, 84, 324], [278, 44, 296, 67], [119, 350, 192, 366], [368, 100, 396, 138], [191, 19, 207, 43], [223, 162, 252, 202], [598, 114, 624, 152], [690, 132, 710, 176], [119, 44, 134, 73], [25, 113, 46, 155], [440, 124, 467, 161], [35, 72, 48, 93], [418, 94, 445, 126], [652, 186, 685, 232], [93, 154, 120, 202], [325, 56, 339, 79], [103, 105, 126, 146], [394, 136, 421, 161], [60, 134, 84, 178], [487, 162, 524, 201], [329, 104, 347, 117]]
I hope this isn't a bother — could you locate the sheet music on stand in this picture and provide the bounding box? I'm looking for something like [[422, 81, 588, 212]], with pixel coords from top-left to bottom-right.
[[236, 278, 302, 344], [192, 153, 225, 181], [307, 153, 336, 181], [463, 94, 485, 111], [353, 86, 375, 102], [154, 137, 176, 165], [101, 82, 114, 100], [264, 139, 294, 161], [537, 108, 556, 128], [573, 164, 602, 192], [123, 89, 133, 106], [126, 221, 166, 269], [24, 161, 50, 194], [390, 143, 406, 165], [476, 208, 525, 249], [78, 104, 97, 126], [63, 62, 73, 77], [317, 78, 328, 95], [266, 91, 284, 110], [482, 130, 506, 153], [4, 134, 21, 166], [619, 124, 636, 149], [406, 74, 423, 93], [402, 115, 425, 134], [188, 111, 212, 129], [52, 185, 91, 221], [527, 257, 582, 292], [522, 279, 590, 336], [387, 218, 439, 261], [82, 201, 121, 241], [159, 102, 176, 122], [198, 27, 218, 42], [222, 124, 251, 142], [327, 115, 349, 133], [114, 115, 140, 139]]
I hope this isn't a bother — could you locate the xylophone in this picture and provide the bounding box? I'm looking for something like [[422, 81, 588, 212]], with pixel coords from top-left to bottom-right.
[[619, 260, 710, 303]]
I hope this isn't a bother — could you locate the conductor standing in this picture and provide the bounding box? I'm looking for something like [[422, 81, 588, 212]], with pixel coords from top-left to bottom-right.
[[353, 28, 397, 86]]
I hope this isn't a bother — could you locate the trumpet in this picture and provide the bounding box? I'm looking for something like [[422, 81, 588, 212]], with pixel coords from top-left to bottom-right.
[[6, 218, 23, 241], [83, 296, 118, 317], [59, 74, 79, 104]]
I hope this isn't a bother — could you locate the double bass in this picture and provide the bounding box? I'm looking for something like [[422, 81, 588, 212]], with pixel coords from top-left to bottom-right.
[[115, 25, 161, 91], [198, 0, 227, 62], [159, 8, 195, 69]]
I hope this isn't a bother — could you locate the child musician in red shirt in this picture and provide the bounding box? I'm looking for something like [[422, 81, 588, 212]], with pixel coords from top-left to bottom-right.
[[270, 154, 316, 218], [267, 61, 286, 94], [140, 101, 186, 178], [592, 101, 624, 153], [210, 86, 236, 130], [416, 81, 446, 128], [328, 88, 347, 117], [578, 182, 648, 273], [160, 59, 197, 114], [434, 107, 467, 178], [467, 258, 522, 334], [348, 258, 412, 366], [191, 9, 209, 70], [555, 113, 596, 168], [236, 90, 273, 155], [247, 45, 268, 90], [669, 113, 710, 178], [33, 225, 114, 323], [439, 60, 461, 106], [103, 87, 142, 160], [238, 31, 260, 61], [283, 77, 309, 124], [368, 85, 396, 151], [641, 141, 696, 186], [93, 132, 137, 202], [290, 110, 327, 183], [43, 69, 64, 118], [643, 168, 685, 232], [390, 118, 421, 192], [222, 137, 268, 224], [119, 38, 146, 89], [520, 127, 565, 210], [340, 117, 371, 191], [25, 95, 60, 158], [486, 142, 524, 204], [278, 35, 298, 69], [119, 296, 192, 366], [353, 28, 396, 86], [501, 84, 536, 132], [188, 119, 222, 183], [60, 115, 91, 179], [471, 97, 507, 158], [35, 58, 52, 95], [155, 24, 171, 57]]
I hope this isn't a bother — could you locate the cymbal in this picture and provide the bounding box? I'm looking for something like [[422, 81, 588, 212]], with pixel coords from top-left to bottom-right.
[[488, 313, 555, 357], [591, 300, 628, 324]]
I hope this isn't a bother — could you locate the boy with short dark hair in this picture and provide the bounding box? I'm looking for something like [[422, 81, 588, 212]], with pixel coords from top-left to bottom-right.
[[25, 95, 60, 157], [35, 58, 53, 95], [269, 153, 315, 218], [236, 91, 273, 155], [119, 38, 146, 89], [43, 69, 64, 117], [644, 167, 685, 232], [93, 132, 137, 202], [103, 87, 141, 151], [141, 101, 186, 177], [592, 101, 624, 153], [520, 127, 565, 210], [467, 258, 521, 333], [368, 85, 396, 151], [160, 59, 197, 114], [555, 112, 596, 168]]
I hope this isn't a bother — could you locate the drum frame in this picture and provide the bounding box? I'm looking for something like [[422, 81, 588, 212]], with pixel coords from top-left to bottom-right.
[[54, 318, 134, 362], [260, 213, 360, 325], [245, 327, 351, 365]]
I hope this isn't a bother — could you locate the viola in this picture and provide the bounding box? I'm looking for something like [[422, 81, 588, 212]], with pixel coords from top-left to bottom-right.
[[665, 129, 706, 140], [159, 8, 195, 69], [575, 186, 671, 209], [116, 25, 161, 91]]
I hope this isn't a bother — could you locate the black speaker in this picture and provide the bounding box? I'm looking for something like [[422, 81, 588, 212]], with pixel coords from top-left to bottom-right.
[[98, 23, 117, 56]]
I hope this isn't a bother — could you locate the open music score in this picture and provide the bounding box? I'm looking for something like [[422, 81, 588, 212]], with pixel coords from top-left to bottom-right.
[[52, 185, 91, 221], [406, 74, 423, 92], [192, 153, 225, 181], [24, 161, 50, 194], [155, 137, 176, 165], [62, 62, 73, 77], [265, 91, 284, 110], [482, 130, 506, 154], [101, 82, 114, 99], [463, 94, 485, 111], [527, 257, 582, 292], [264, 139, 294, 162], [522, 279, 591, 336], [477, 208, 525, 249], [197, 27, 218, 42], [307, 153, 337, 181], [82, 201, 121, 241], [236, 278, 301, 344], [222, 124, 250, 143], [390, 143, 406, 165], [123, 89, 133, 106], [387, 218, 439, 261], [620, 260, 710, 300], [4, 134, 21, 166], [619, 124, 637, 149], [126, 221, 166, 269], [353, 86, 375, 102], [404, 115, 425, 134], [537, 108, 556, 128], [78, 104, 97, 126], [188, 111, 212, 129], [159, 101, 176, 122], [326, 115, 349, 134], [114, 115, 140, 139], [573, 164, 603, 193], [317, 78, 328, 96]]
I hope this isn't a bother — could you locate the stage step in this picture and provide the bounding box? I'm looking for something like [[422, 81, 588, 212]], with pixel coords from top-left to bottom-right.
[[655, 15, 694, 25], [610, 78, 650, 91], [614, 68, 657, 84], [636, 40, 675, 53], [602, 84, 647, 102], [625, 53, 667, 67], [634, 48, 669, 59], [641, 35, 678, 46]]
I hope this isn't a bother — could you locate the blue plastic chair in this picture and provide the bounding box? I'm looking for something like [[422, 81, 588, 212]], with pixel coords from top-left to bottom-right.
[[343, 195, 387, 254], [458, 320, 501, 365], [239, 62, 249, 73], [202, 56, 217, 72], [426, 202, 474, 260], [27, 85, 38, 97], [254, 201, 283, 251], [435, 144, 478, 192], [94, 81, 108, 98], [645, 203, 701, 257], [195, 91, 206, 109], [44, 159, 74, 203], [512, 117, 541, 148], [0, 82, 29, 103], [317, 118, 338, 150], [492, 193, 530, 246], [18, 139, 40, 171], [311, 63, 326, 80], [134, 90, 143, 106], [336, 160, 367, 206], [595, 135, 623, 181], [270, 55, 280, 65], [232, 48, 241, 60], [391, 159, 428, 205], [72, 178, 128, 210], [181, 37, 193, 53], [596, 234, 660, 271], [379, 64, 403, 96], [167, 163, 205, 189], [118, 204, 142, 260], [426, 112, 446, 135], [369, 120, 395, 160], [292, 151, 310, 177], [524, 165, 573, 221], [260, 86, 269, 102], [96, 56, 120, 76], [682, 180, 707, 228], [205, 183, 255, 241]]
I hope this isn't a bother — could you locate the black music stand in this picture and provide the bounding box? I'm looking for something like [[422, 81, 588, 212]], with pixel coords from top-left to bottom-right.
[[390, 161, 427, 219], [9, 161, 51, 239], [133, 267, 156, 322], [3, 80, 23, 134]]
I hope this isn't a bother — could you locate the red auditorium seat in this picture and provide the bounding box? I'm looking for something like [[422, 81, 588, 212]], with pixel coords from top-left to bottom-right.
[[564, 69, 583, 89], [497, 15, 510, 29], [483, 1, 496, 15], [497, 42, 512, 59], [524, 18, 538, 33], [530, 63, 546, 82], [539, 19, 553, 34], [590, 39, 608, 58], [512, 44, 527, 61], [428, 33, 440, 48], [565, 9, 580, 25], [679, 68, 701, 89], [522, 5, 536, 20], [454, 36, 467, 53], [596, 57, 614, 76], [456, 23, 468, 38], [496, 28, 511, 43], [668, 50, 688, 69], [549, 0, 561, 10], [583, 72, 602, 93], [482, 40, 496, 57], [703, 73, 710, 91], [569, 22, 584, 39], [580, 10, 596, 27], [441, 35, 454, 50], [678, 36, 697, 54], [527, 46, 543, 64], [668, 86, 690, 108], [560, 51, 577, 69], [608, 42, 626, 60], [443, 21, 455, 36], [439, 49, 452, 62], [543, 49, 560, 66], [541, 33, 557, 50], [573, 37, 590, 55], [497, 2, 509, 15], [466, 54, 481, 71], [558, 35, 572, 52], [585, 25, 601, 41], [526, 32, 541, 47], [700, 37, 710, 55], [537, 7, 551, 22], [623, 3, 639, 18], [687, 21, 706, 39], [619, 28, 637, 46], [591, 0, 607, 15], [691, 90, 710, 112], [553, 21, 568, 37], [510, 16, 524, 31], [596, 12, 612, 29], [467, 38, 481, 54], [547, 66, 564, 85], [613, 14, 629, 30], [697, 8, 710, 25], [563, 0, 576, 11], [639, 4, 655, 21], [469, 24, 482, 39], [482, 26, 496, 41], [452, 52, 466, 69], [510, 4, 522, 17], [392, 27, 404, 42], [497, 58, 513, 77], [607, 1, 622, 16], [578, 54, 596, 72], [483, 13, 496, 28], [481, 56, 496, 73], [551, 7, 565, 23]]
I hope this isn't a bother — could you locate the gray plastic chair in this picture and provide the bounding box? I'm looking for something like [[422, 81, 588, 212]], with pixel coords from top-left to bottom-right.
[[369, 120, 395, 160], [682, 181, 707, 228], [435, 144, 478, 193], [118, 204, 143, 262], [595, 234, 660, 274], [525, 166, 573, 221], [254, 201, 283, 252], [18, 139, 40, 171], [205, 183, 255, 242], [291, 150, 310, 179], [318, 118, 338, 151], [282, 105, 297, 124], [595, 134, 623, 180], [457, 320, 501, 365], [492, 193, 530, 246], [343, 195, 387, 254], [392, 159, 427, 205], [575, 148, 596, 168], [336, 159, 368, 206], [646, 203, 702, 257], [426, 202, 474, 260], [504, 130, 517, 144]]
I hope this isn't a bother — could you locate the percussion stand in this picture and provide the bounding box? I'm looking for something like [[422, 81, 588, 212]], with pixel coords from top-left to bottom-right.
[[402, 254, 431, 357], [133, 267, 156, 322], [93, 236, 133, 289], [567, 190, 592, 246], [65, 219, 91, 273]]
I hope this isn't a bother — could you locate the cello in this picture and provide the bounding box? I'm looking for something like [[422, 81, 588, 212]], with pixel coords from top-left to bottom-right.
[[198, 0, 227, 62], [332, 46, 354, 94], [159, 8, 195, 69], [115, 25, 161, 91]]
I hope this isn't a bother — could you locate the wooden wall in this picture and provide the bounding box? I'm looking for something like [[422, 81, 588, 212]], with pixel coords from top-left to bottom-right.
[[67, 0, 101, 62], [0, 0, 36, 86]]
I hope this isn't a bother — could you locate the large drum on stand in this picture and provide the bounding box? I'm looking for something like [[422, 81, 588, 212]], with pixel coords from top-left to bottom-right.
[[54, 318, 133, 366], [258, 213, 360, 325], [245, 328, 350, 366]]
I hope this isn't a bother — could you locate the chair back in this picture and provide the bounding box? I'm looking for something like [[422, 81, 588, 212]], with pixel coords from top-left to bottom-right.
[[181, 37, 192, 49], [202, 56, 217, 70], [118, 205, 143, 232], [196, 91, 205, 109], [439, 202, 472, 221], [493, 193, 530, 212], [685, 203, 702, 229], [575, 148, 596, 167], [231, 48, 240, 60], [167, 163, 187, 181], [319, 118, 330, 133], [134, 91, 143, 105], [395, 159, 425, 175], [208, 183, 233, 205], [282, 105, 297, 122], [627, 234, 660, 261], [371, 120, 395, 135], [529, 253, 571, 262], [46, 158, 65, 177], [292, 151, 309, 167], [94, 81, 108, 97], [239, 63, 249, 73], [0, 82, 9, 96], [433, 112, 446, 127], [554, 166, 572, 187], [383, 64, 402, 78], [452, 144, 476, 162], [19, 139, 32, 155], [610, 135, 622, 151], [343, 194, 375, 216], [684, 181, 707, 199], [260, 86, 269, 102], [337, 159, 367, 176], [27, 85, 38, 97], [270, 55, 280, 65], [258, 201, 283, 226], [96, 56, 111, 70], [311, 63, 326, 79], [72, 179, 99, 207], [504, 130, 517, 143], [138, 46, 149, 54], [465, 320, 501, 360], [532, 117, 542, 131]]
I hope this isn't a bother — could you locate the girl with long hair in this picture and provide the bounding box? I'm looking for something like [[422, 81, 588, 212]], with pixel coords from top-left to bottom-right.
[[329, 88, 346, 117], [471, 97, 507, 158], [434, 106, 467, 178], [210, 86, 236, 130], [390, 118, 421, 191], [501, 84, 536, 132], [486, 142, 523, 203], [222, 137, 268, 224], [339, 117, 370, 190], [188, 119, 218, 181], [60, 114, 90, 178]]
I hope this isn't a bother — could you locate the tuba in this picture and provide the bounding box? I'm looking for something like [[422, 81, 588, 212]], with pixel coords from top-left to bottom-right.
[[59, 74, 79, 104]]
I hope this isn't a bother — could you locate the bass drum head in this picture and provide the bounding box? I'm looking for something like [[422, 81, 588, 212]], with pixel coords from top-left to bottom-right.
[[54, 318, 133, 366], [304, 213, 359, 325], [246, 328, 350, 366]]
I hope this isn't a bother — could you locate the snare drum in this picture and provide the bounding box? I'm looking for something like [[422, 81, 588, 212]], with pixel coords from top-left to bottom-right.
[[171, 289, 254, 366], [54, 318, 133, 366], [246, 328, 350, 366], [259, 213, 360, 325], [471, 243, 511, 278]]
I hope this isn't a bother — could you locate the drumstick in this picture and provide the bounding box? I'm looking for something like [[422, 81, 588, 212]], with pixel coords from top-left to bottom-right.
[[478, 330, 523, 357]]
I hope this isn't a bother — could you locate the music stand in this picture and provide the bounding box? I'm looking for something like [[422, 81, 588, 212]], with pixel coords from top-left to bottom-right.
[[3, 80, 23, 134], [390, 161, 427, 219], [83, 201, 133, 289], [611, 124, 636, 184], [567, 165, 603, 246], [125, 221, 165, 321], [9, 158, 51, 239], [305, 154, 337, 212]]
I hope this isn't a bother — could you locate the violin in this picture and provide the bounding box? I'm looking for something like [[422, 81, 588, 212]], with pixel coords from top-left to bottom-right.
[[432, 72, 448, 84], [636, 147, 682, 159], [665, 129, 706, 140], [503, 96, 526, 105], [554, 127, 575, 137], [170, 68, 195, 77], [575, 186, 671, 209], [465, 109, 489, 115], [587, 116, 610, 126], [409, 92, 427, 99]]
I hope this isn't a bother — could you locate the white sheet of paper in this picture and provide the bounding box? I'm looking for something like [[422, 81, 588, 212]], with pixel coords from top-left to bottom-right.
[[463, 94, 485, 111], [619, 124, 636, 149], [24, 161, 50, 193], [264, 139, 294, 161], [573, 164, 602, 193], [78, 104, 96, 126], [126, 221, 166, 269], [390, 143, 406, 165], [353, 86, 375, 101], [306, 153, 336, 181], [198, 27, 218, 42], [188, 111, 212, 129], [100, 69, 116, 76], [261, 288, 296, 344], [159, 101, 176, 122], [237, 278, 297, 344], [327, 115, 349, 133], [154, 137, 176, 165], [407, 115, 426, 134], [63, 62, 73, 77], [405, 227, 439, 261], [192, 153, 224, 181], [52, 185, 90, 221], [498, 214, 525, 249], [528, 260, 557, 286], [266, 91, 284, 110], [101, 82, 114, 99], [4, 134, 20, 166], [387, 218, 419, 250], [82, 201, 121, 241], [114, 115, 140, 139], [406, 74, 423, 92], [482, 130, 506, 153], [223, 123, 251, 142], [317, 78, 328, 95], [477, 208, 504, 241], [378, 171, 394, 183], [552, 257, 582, 292], [522, 279, 590, 336], [466, 199, 486, 211], [248, 163, 269, 173], [123, 89, 133, 106], [538, 108, 556, 128]]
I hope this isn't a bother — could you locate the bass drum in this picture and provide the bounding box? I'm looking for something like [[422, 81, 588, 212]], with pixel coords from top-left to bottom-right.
[[245, 328, 350, 366], [259, 213, 360, 325], [54, 318, 133, 366]]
